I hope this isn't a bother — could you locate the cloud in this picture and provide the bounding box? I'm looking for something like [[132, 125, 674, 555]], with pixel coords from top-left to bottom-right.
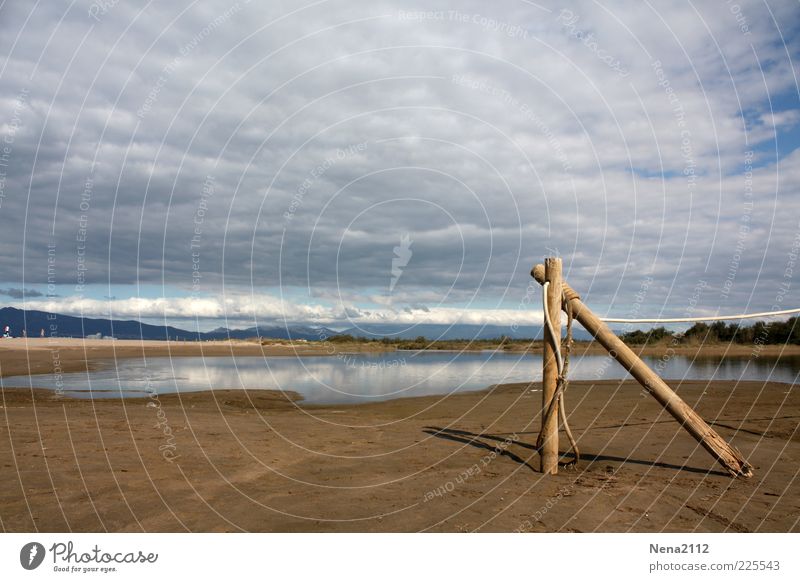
[[0, 287, 49, 299], [1, 0, 798, 324], [13, 294, 543, 328], [760, 110, 800, 129]]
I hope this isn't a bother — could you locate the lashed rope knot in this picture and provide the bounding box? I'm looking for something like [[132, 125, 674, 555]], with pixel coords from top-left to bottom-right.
[[536, 284, 580, 467]]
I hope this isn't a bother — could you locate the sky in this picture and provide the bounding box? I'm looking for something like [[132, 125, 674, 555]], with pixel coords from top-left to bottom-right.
[[1, 0, 799, 333]]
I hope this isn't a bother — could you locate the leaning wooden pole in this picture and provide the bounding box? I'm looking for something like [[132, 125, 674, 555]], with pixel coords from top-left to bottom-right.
[[541, 258, 562, 475], [531, 264, 753, 478]]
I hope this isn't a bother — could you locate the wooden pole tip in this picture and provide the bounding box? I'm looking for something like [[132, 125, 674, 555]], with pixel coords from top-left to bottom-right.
[[531, 264, 545, 284]]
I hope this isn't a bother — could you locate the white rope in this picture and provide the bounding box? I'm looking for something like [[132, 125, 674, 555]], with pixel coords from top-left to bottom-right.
[[598, 307, 800, 324], [541, 281, 563, 369], [540, 281, 579, 465]]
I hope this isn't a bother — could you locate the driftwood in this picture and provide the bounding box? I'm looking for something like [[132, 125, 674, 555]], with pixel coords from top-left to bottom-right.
[[531, 263, 753, 478]]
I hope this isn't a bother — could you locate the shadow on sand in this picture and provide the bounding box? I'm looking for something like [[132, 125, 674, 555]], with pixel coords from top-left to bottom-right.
[[422, 426, 730, 477]]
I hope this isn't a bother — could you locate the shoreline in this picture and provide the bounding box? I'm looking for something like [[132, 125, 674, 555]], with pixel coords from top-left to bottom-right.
[[2, 337, 798, 381], [0, 338, 393, 380], [2, 338, 797, 406], [2, 376, 797, 406]]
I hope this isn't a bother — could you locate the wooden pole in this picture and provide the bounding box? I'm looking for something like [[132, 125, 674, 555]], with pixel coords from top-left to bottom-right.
[[531, 264, 753, 478], [541, 257, 561, 475]]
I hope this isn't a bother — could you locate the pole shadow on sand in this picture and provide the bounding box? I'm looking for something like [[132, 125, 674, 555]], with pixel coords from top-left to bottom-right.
[[422, 426, 730, 477]]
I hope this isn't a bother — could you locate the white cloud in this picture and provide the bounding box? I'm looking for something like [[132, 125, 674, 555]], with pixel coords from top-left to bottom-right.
[[13, 294, 543, 327], [1, 0, 799, 325]]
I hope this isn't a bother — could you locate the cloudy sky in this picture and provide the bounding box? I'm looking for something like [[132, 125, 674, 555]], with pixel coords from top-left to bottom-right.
[[1, 0, 799, 332]]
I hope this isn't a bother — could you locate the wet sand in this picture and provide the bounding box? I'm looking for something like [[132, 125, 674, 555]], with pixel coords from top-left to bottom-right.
[[1, 339, 798, 532]]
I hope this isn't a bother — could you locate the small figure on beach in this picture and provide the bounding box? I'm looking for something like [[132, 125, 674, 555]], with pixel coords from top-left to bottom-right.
[[3, 325, 10, 338], [40, 328, 45, 337]]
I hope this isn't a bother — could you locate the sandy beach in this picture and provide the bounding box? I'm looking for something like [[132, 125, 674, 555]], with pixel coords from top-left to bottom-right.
[[1, 339, 798, 532]]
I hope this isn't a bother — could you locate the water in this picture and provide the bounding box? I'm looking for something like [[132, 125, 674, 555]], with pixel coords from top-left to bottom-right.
[[2, 350, 798, 404]]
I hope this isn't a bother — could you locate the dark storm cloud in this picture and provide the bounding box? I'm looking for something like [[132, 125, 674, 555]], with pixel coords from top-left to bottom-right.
[[1, 0, 799, 323]]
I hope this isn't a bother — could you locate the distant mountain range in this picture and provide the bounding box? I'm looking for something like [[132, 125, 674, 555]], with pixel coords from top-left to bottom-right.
[[0, 307, 193, 340], [0, 307, 336, 341], [202, 324, 338, 341], [0, 306, 590, 341]]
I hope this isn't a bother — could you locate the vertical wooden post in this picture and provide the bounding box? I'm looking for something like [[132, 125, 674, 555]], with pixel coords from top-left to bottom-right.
[[541, 257, 562, 475]]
